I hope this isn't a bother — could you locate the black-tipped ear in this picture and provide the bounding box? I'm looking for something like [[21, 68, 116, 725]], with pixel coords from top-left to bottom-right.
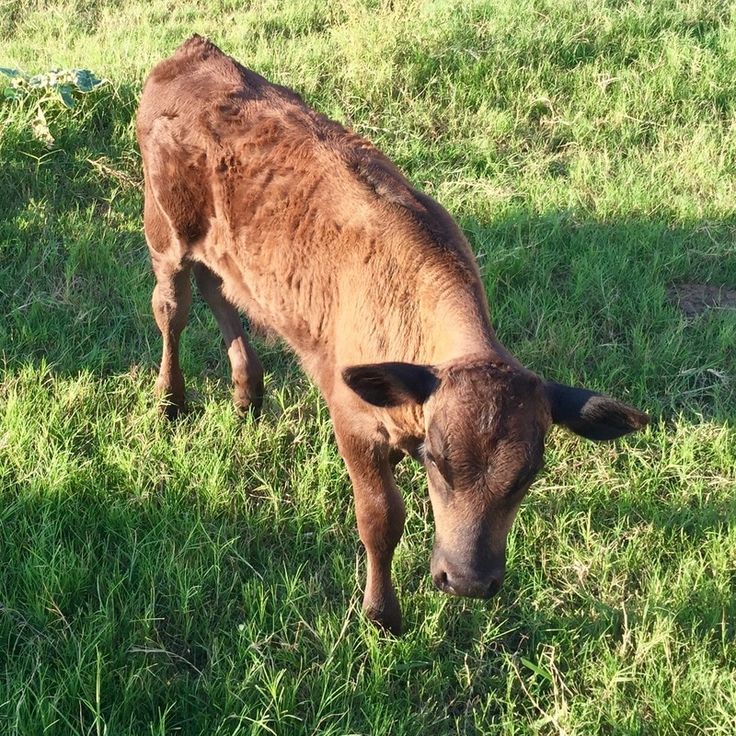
[[342, 362, 439, 407], [545, 382, 649, 440]]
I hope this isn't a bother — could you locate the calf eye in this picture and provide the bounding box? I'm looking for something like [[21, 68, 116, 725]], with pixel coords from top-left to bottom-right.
[[509, 462, 544, 496], [425, 452, 454, 487]]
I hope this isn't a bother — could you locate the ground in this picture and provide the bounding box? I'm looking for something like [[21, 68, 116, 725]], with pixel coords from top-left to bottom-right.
[[1, 1, 735, 734]]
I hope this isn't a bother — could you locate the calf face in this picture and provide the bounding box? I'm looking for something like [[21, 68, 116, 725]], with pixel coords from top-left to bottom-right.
[[344, 360, 648, 601]]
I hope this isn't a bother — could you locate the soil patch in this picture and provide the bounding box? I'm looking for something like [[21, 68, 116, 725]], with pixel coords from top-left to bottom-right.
[[667, 283, 736, 318]]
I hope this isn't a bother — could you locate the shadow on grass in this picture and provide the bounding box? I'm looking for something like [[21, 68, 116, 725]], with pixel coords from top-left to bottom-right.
[[2, 92, 735, 701], [1, 204, 734, 420], [0, 475, 361, 732], [2, 77, 734, 419]]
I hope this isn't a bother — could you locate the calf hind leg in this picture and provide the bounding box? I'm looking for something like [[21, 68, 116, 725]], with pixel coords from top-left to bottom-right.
[[152, 262, 192, 419], [193, 263, 264, 414]]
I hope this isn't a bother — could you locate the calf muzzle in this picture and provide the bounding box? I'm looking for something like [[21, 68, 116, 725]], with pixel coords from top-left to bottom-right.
[[430, 551, 504, 599]]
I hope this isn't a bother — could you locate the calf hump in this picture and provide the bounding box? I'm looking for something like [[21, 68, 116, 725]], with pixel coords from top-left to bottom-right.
[[148, 34, 231, 85]]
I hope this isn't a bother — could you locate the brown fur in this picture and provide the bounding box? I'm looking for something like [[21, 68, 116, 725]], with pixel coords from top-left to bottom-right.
[[137, 36, 649, 634]]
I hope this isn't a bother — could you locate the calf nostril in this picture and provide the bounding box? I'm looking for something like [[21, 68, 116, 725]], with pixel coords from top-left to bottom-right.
[[433, 569, 452, 593]]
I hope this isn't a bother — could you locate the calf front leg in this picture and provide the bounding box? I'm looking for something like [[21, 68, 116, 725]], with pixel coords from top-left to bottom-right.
[[335, 428, 406, 634]]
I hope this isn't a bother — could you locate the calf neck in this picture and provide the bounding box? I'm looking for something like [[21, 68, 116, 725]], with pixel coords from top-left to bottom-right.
[[137, 36, 649, 634]]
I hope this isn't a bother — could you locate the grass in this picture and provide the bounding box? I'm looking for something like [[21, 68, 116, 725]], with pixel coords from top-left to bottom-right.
[[1, 0, 735, 733]]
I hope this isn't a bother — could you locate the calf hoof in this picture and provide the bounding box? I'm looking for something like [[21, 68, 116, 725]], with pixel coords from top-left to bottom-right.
[[159, 399, 185, 420], [363, 595, 403, 636], [155, 381, 186, 421], [233, 380, 264, 418], [233, 391, 263, 418]]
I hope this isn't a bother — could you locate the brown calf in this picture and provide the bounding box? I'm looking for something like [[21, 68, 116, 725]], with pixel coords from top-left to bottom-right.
[[136, 36, 648, 634]]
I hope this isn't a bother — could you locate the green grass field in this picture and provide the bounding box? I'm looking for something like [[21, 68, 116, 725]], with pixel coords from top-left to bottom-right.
[[1, 1, 735, 733]]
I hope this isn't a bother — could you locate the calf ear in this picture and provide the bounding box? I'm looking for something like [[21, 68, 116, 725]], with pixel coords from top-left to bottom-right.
[[545, 382, 649, 440], [342, 362, 439, 407]]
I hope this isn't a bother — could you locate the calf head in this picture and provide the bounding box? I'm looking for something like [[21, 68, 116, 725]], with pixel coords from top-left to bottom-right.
[[344, 359, 648, 600]]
